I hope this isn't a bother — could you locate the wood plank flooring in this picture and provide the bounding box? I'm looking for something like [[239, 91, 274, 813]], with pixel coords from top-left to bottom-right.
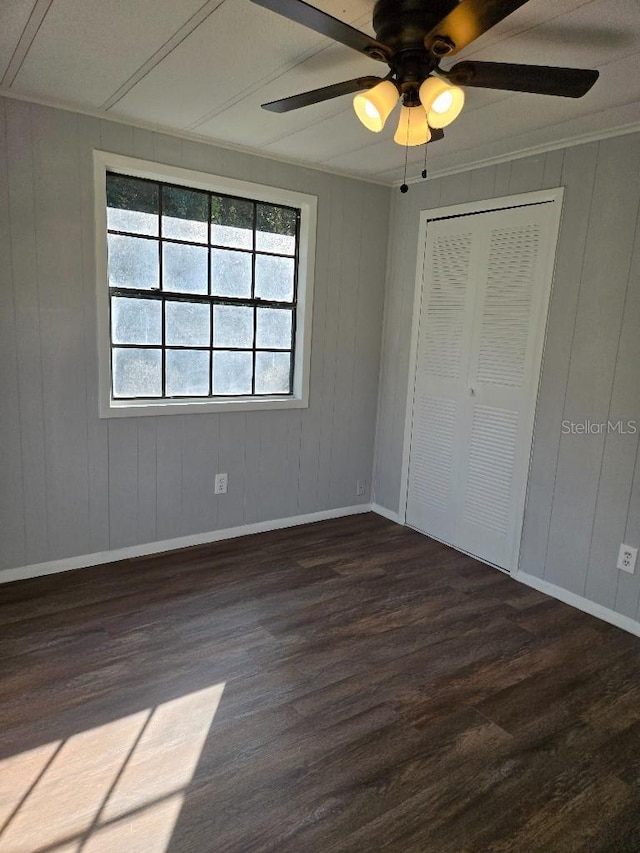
[[1, 513, 640, 852]]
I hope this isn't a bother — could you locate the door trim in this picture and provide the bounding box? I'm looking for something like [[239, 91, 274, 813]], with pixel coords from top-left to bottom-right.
[[399, 188, 565, 575]]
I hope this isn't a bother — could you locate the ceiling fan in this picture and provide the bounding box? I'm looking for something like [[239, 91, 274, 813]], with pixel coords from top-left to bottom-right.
[[250, 0, 599, 161]]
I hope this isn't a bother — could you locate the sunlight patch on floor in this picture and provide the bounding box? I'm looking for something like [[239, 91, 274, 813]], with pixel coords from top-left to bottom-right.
[[0, 682, 225, 853]]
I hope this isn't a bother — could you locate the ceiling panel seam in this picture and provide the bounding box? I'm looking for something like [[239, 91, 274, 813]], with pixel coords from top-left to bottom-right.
[[101, 0, 227, 112], [187, 40, 347, 132], [187, 10, 372, 131], [1, 0, 54, 87]]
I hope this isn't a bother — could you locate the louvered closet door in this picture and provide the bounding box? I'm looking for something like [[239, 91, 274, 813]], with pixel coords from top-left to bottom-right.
[[406, 202, 558, 572], [405, 217, 483, 544]]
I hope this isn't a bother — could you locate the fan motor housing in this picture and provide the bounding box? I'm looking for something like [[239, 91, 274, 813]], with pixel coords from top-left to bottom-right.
[[373, 0, 458, 50]]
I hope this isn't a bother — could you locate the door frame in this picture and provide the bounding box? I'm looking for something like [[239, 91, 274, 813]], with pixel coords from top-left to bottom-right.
[[398, 188, 565, 575]]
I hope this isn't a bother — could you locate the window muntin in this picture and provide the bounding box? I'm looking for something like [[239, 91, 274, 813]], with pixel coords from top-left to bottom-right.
[[106, 172, 300, 401]]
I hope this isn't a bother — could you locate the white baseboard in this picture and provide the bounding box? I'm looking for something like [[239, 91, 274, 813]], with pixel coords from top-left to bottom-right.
[[517, 570, 640, 639], [0, 504, 372, 585], [370, 503, 401, 524]]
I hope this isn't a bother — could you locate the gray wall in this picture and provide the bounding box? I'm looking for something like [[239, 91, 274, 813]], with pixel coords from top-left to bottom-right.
[[374, 132, 640, 622], [0, 97, 390, 574]]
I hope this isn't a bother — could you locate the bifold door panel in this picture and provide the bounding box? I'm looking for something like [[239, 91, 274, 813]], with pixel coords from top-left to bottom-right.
[[406, 202, 560, 571]]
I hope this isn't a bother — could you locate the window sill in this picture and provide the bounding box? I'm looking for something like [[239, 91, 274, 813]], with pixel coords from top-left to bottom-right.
[[99, 394, 308, 418]]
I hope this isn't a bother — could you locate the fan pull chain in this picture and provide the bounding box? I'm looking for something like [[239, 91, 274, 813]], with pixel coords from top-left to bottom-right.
[[400, 107, 410, 194], [422, 134, 429, 179]]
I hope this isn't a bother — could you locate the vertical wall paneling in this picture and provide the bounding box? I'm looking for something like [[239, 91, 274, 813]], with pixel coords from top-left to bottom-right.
[[256, 410, 293, 523], [137, 418, 158, 545], [439, 170, 473, 207], [589, 201, 640, 608], [6, 101, 49, 565], [372, 192, 402, 509], [181, 415, 219, 537], [545, 136, 640, 597], [329, 181, 362, 506], [469, 166, 497, 203], [0, 97, 389, 576], [108, 419, 139, 549], [283, 412, 303, 519], [33, 106, 90, 561], [508, 154, 545, 195], [242, 414, 263, 526], [296, 171, 331, 516], [78, 114, 110, 553], [624, 455, 640, 620], [519, 143, 598, 578], [0, 100, 26, 570], [616, 221, 640, 620], [99, 119, 133, 156], [296, 286, 326, 512], [132, 126, 156, 161], [541, 149, 564, 189], [351, 180, 389, 503], [152, 131, 183, 169], [493, 162, 512, 196], [216, 412, 247, 530], [99, 119, 139, 551], [155, 416, 185, 541], [316, 175, 345, 509]]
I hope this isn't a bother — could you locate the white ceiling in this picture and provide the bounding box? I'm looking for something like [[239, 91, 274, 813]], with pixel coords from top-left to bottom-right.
[[1, 0, 639, 183]]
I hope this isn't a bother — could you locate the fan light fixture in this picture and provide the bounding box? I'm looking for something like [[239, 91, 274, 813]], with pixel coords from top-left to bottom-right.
[[353, 80, 398, 132], [394, 106, 432, 147], [353, 77, 465, 145], [419, 77, 465, 128]]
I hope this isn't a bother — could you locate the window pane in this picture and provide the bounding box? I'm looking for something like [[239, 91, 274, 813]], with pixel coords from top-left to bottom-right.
[[166, 350, 210, 396], [255, 254, 294, 302], [213, 305, 253, 348], [107, 174, 158, 236], [256, 204, 296, 255], [256, 308, 293, 350], [163, 243, 207, 294], [162, 186, 208, 242], [112, 348, 162, 397], [211, 196, 253, 249], [165, 301, 210, 347], [255, 352, 291, 394], [111, 296, 162, 345], [108, 234, 159, 290], [212, 351, 252, 395], [210, 249, 252, 298]]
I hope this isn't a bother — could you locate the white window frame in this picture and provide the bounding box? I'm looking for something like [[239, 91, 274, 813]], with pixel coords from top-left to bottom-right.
[[94, 150, 317, 418]]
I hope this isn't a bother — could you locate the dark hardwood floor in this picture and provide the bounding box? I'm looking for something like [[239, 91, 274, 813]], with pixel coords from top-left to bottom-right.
[[1, 513, 640, 852]]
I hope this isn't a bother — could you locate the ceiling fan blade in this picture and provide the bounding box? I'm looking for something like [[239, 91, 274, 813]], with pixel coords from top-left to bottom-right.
[[425, 0, 531, 56], [444, 61, 599, 97], [262, 76, 385, 113], [250, 0, 392, 61]]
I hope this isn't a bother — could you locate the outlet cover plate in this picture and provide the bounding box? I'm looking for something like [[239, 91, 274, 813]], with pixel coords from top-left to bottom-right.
[[617, 544, 638, 574]]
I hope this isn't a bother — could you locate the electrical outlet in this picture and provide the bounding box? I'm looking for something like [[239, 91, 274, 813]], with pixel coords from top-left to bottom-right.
[[617, 544, 638, 574], [214, 473, 228, 495], [356, 479, 366, 497]]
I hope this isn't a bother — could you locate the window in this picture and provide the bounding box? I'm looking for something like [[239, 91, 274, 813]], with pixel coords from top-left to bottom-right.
[[94, 152, 316, 417]]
